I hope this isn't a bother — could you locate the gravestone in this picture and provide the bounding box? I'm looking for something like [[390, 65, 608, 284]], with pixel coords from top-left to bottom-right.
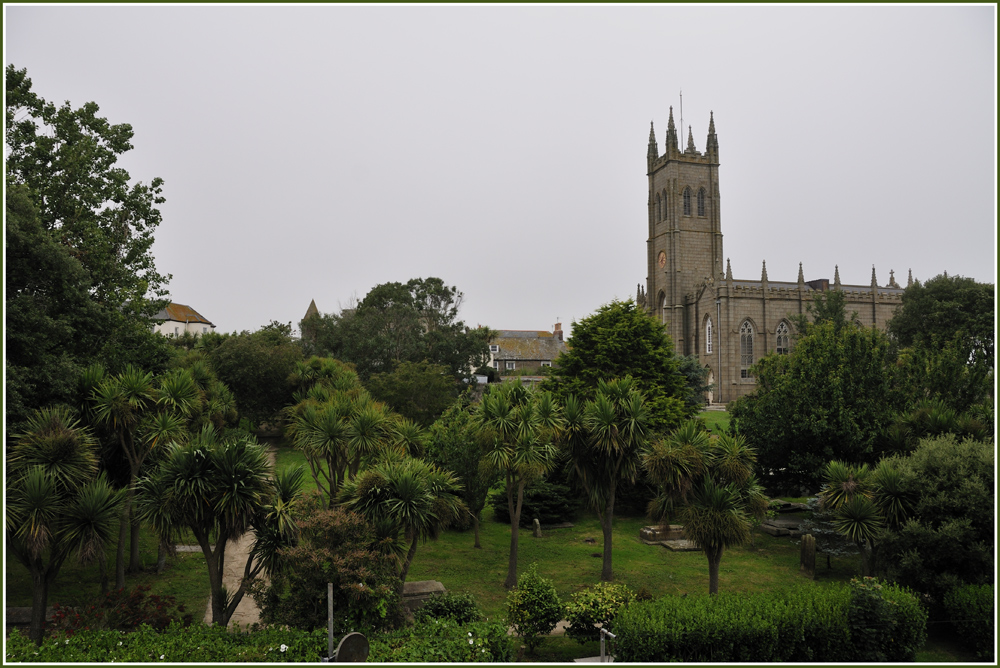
[[533, 518, 542, 538], [402, 580, 446, 613], [800, 534, 816, 580], [334, 632, 369, 662]]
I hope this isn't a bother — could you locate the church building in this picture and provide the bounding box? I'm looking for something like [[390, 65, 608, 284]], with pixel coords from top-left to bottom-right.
[[637, 108, 907, 404]]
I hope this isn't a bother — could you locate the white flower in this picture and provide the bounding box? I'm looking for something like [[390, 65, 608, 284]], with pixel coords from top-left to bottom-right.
[[468, 639, 474, 645], [118, 641, 123, 646], [65, 640, 70, 644], [160, 656, 165, 660], [468, 632, 473, 637], [280, 644, 288, 653]]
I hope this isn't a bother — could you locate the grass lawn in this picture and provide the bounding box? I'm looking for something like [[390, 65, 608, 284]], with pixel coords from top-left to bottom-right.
[[698, 408, 730, 435]]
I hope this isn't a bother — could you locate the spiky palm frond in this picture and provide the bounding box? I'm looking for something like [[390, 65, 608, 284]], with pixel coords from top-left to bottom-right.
[[819, 460, 871, 510], [832, 494, 884, 545], [61, 474, 125, 565], [679, 478, 751, 553], [9, 406, 99, 492]]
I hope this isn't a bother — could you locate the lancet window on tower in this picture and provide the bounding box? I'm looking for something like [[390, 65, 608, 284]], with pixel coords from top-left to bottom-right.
[[776, 322, 790, 355], [706, 317, 713, 354], [682, 187, 692, 216], [740, 321, 754, 378], [656, 193, 661, 221], [697, 187, 706, 217]]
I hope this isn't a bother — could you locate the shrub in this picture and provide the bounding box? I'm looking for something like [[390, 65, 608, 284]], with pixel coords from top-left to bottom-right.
[[848, 576, 927, 661], [943, 583, 994, 661], [505, 563, 564, 653], [414, 592, 483, 624], [370, 617, 514, 662], [614, 586, 853, 662], [564, 582, 636, 644], [249, 502, 404, 633], [48, 585, 193, 636], [489, 477, 581, 526], [5, 623, 330, 663]]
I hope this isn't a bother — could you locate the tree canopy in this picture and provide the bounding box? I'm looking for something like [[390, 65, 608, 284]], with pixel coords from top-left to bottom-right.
[[5, 65, 172, 434], [301, 278, 493, 382], [729, 319, 905, 494], [542, 299, 691, 434]]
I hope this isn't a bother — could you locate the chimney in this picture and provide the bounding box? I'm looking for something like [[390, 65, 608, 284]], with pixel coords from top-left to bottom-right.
[[553, 322, 563, 342]]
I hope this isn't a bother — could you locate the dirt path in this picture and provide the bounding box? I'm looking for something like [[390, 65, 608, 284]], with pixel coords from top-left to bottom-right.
[[201, 446, 277, 628]]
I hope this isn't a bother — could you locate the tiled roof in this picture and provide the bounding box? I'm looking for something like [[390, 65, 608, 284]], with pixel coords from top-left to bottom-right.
[[493, 331, 566, 361], [154, 303, 214, 326]]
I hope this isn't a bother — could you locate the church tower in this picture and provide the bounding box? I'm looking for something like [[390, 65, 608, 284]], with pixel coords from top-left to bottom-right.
[[646, 109, 723, 352]]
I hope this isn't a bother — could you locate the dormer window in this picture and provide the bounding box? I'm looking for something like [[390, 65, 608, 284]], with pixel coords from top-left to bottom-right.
[[489, 344, 499, 353]]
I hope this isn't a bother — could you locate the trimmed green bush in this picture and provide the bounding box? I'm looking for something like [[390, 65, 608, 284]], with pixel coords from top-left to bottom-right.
[[614, 586, 853, 662], [413, 592, 483, 624], [506, 563, 564, 652], [614, 580, 927, 662], [848, 576, 928, 662], [943, 583, 994, 661], [564, 582, 636, 644]]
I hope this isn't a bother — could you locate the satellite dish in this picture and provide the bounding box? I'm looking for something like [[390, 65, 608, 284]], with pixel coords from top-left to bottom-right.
[[334, 632, 369, 663]]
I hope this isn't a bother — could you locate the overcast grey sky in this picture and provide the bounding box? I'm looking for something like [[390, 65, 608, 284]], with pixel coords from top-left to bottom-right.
[[5, 5, 996, 337]]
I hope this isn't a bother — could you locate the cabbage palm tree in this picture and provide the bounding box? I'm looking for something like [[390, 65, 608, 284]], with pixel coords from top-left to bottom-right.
[[475, 381, 560, 588], [563, 378, 651, 581], [644, 423, 767, 594], [135, 425, 301, 626], [6, 407, 124, 644], [338, 457, 465, 593]]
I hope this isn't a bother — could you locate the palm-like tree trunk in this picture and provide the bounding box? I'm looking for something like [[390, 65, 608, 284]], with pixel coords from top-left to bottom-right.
[[473, 515, 482, 549], [504, 478, 527, 588], [707, 545, 723, 595], [398, 534, 421, 595], [28, 567, 50, 645]]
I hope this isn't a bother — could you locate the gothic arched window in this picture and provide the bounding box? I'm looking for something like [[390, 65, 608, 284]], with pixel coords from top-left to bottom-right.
[[659, 292, 666, 325], [656, 193, 661, 221], [740, 321, 754, 378], [776, 321, 790, 355], [683, 187, 692, 216], [697, 187, 706, 216], [706, 317, 713, 354]]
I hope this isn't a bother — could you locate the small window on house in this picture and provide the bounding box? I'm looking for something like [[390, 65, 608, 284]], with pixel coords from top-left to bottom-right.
[[706, 318, 713, 354], [489, 344, 499, 353], [697, 187, 706, 216], [683, 187, 692, 216], [174, 326, 180, 336], [203, 327, 208, 334], [540, 361, 552, 368], [740, 321, 754, 378], [776, 322, 790, 355], [505, 361, 516, 370], [492, 361, 499, 370]]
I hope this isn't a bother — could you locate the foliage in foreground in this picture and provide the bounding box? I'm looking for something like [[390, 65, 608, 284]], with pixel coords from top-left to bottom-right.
[[48, 585, 192, 636], [6, 618, 514, 663], [943, 583, 995, 662], [505, 563, 564, 652], [413, 592, 484, 625], [613, 577, 925, 662], [564, 581, 636, 644]]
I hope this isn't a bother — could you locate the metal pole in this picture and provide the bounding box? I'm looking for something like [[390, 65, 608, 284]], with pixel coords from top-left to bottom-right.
[[600, 628, 616, 662], [327, 582, 334, 659]]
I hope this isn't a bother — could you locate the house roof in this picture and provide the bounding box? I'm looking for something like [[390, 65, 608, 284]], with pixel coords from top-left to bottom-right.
[[154, 303, 214, 326], [493, 330, 567, 361]]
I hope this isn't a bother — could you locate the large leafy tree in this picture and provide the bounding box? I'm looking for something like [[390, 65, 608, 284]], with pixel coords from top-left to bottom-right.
[[208, 321, 303, 426], [541, 299, 691, 434], [6, 407, 125, 644], [302, 278, 493, 382], [135, 425, 302, 626], [889, 274, 994, 415], [5, 66, 172, 434], [562, 378, 651, 581], [366, 360, 459, 427], [643, 422, 768, 594], [729, 319, 905, 494], [475, 382, 560, 588], [425, 393, 499, 549]]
